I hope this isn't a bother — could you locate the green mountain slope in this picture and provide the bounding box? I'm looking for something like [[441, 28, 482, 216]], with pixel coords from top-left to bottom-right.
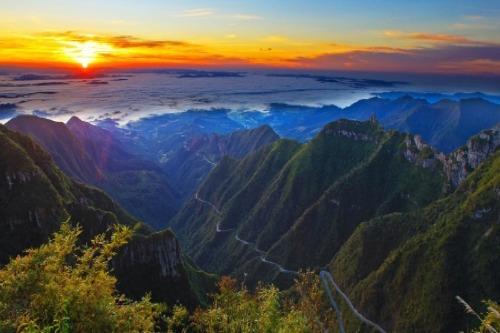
[[170, 119, 447, 286], [163, 125, 280, 199], [329, 150, 500, 332], [0, 123, 134, 264], [7, 115, 180, 228], [0, 124, 214, 307]]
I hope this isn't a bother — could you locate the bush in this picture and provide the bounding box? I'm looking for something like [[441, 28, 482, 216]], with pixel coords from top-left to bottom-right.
[[187, 272, 337, 333], [0, 222, 163, 333]]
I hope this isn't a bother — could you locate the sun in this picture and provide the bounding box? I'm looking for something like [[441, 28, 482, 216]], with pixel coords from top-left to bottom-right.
[[63, 41, 111, 69]]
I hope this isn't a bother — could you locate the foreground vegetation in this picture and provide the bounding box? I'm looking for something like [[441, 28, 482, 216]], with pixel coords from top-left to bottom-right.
[[0, 223, 162, 332], [0, 224, 336, 333], [0, 223, 496, 333]]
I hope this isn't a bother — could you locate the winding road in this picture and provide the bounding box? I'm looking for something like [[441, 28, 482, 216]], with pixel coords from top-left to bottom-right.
[[194, 192, 386, 333], [320, 271, 387, 333]]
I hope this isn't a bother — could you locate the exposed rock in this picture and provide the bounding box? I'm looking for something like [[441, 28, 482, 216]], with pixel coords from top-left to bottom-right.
[[403, 134, 439, 169], [473, 207, 492, 220], [112, 230, 203, 307], [329, 129, 374, 142], [116, 230, 182, 278], [403, 126, 500, 187], [439, 125, 500, 187]]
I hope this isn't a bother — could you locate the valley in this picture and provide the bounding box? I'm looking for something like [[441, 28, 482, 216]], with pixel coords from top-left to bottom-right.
[[1, 93, 499, 332]]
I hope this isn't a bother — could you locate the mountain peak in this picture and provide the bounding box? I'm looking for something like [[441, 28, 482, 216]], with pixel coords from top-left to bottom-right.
[[320, 118, 381, 142], [67, 115, 87, 126]]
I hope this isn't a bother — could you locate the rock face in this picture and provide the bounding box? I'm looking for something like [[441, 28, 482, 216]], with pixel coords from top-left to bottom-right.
[[116, 230, 182, 278], [403, 134, 439, 169], [439, 125, 500, 187], [401, 125, 500, 187], [113, 229, 201, 307]]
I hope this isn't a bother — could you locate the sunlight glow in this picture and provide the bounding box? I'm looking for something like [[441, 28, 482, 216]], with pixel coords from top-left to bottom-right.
[[63, 41, 112, 68]]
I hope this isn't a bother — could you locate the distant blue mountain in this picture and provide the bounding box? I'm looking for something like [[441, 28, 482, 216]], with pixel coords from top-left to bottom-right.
[[344, 96, 500, 152], [104, 96, 500, 159], [374, 91, 500, 104]]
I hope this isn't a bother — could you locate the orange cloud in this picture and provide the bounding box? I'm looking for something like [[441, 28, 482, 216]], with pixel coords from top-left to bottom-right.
[[289, 43, 500, 74], [1, 29, 498, 75], [384, 30, 492, 45]]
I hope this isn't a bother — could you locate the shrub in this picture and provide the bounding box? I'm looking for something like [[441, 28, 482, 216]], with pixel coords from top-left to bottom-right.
[[0, 222, 163, 333]]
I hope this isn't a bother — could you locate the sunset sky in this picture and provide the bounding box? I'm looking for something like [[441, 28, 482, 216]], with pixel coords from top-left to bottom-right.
[[1, 0, 499, 74]]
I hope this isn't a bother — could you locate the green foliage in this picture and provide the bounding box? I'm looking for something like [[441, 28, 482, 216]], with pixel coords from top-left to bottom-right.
[[183, 271, 337, 333], [477, 301, 500, 333], [457, 297, 500, 333], [0, 222, 163, 333], [329, 152, 500, 332], [171, 119, 446, 284]]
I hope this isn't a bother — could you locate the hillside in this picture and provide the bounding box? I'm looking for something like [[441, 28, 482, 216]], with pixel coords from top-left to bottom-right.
[[7, 115, 180, 228], [164, 125, 280, 198], [7, 115, 102, 183], [0, 124, 214, 306], [169, 119, 448, 286], [329, 150, 500, 332]]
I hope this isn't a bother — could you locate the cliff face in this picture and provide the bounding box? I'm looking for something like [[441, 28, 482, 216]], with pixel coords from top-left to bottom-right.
[[113, 229, 203, 307], [402, 125, 500, 187], [116, 230, 182, 278], [439, 125, 500, 187]]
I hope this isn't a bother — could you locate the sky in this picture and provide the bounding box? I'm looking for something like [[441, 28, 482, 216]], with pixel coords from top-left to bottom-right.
[[1, 0, 500, 74]]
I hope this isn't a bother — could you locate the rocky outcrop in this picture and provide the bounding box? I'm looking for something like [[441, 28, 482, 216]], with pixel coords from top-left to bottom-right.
[[403, 134, 440, 169], [115, 230, 182, 278], [439, 125, 499, 187], [113, 229, 202, 307], [402, 125, 500, 187], [332, 129, 373, 142]]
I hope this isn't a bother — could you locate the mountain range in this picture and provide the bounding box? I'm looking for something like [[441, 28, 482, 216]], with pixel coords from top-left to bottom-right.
[[168, 118, 499, 331], [7, 115, 277, 227], [169, 119, 447, 282], [102, 96, 500, 155], [1, 95, 499, 332]]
